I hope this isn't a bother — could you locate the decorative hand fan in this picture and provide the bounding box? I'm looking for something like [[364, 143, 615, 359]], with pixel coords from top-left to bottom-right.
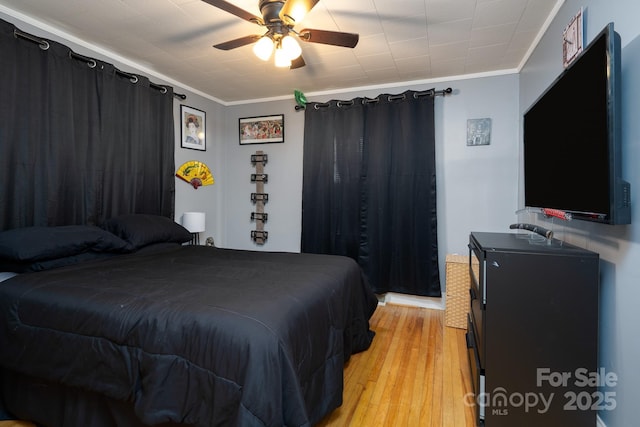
[[176, 160, 215, 189]]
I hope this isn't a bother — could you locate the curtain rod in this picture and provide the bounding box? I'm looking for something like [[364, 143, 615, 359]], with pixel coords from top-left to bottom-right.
[[435, 87, 453, 96], [294, 87, 453, 111], [13, 28, 187, 100]]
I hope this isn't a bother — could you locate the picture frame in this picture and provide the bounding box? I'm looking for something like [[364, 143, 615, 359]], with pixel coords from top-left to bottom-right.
[[562, 8, 584, 68], [180, 105, 206, 151], [466, 118, 492, 146], [239, 114, 284, 145]]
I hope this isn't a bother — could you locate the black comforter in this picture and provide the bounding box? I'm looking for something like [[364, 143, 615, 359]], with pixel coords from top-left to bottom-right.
[[0, 246, 377, 426]]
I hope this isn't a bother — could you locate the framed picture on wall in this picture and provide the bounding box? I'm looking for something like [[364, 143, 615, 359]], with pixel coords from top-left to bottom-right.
[[239, 114, 284, 145], [466, 118, 491, 146], [562, 8, 584, 68], [180, 105, 206, 151]]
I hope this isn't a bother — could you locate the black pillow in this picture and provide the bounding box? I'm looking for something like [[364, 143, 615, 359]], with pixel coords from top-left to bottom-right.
[[27, 251, 119, 272], [103, 214, 192, 249], [0, 225, 132, 262]]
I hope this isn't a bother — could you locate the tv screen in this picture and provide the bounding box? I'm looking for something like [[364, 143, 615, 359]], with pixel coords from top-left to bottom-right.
[[523, 23, 630, 224]]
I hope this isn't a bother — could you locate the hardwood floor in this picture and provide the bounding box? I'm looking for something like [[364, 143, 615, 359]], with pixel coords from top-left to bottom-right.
[[317, 303, 476, 427]]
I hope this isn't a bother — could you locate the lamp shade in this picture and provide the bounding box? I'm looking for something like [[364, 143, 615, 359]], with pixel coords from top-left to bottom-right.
[[274, 48, 291, 67], [281, 35, 301, 61], [182, 212, 205, 233], [253, 36, 274, 61]]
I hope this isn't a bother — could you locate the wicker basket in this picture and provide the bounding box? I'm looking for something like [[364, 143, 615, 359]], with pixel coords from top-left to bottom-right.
[[445, 254, 476, 329]]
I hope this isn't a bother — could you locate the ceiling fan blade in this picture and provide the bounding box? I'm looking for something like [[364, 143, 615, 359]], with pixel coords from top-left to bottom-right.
[[298, 29, 359, 48], [279, 0, 319, 25], [201, 0, 264, 25], [290, 55, 306, 69], [213, 35, 262, 50]]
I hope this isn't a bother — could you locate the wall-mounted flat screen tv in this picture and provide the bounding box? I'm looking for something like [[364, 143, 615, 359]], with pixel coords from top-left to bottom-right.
[[523, 22, 630, 224]]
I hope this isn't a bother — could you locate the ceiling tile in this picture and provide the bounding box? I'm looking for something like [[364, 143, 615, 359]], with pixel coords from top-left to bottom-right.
[[0, 0, 561, 102]]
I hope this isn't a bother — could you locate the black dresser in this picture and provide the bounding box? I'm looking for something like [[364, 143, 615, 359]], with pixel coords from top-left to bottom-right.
[[466, 232, 600, 426]]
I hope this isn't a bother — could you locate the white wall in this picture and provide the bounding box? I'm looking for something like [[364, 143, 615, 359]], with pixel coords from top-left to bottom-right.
[[519, 1, 640, 426]]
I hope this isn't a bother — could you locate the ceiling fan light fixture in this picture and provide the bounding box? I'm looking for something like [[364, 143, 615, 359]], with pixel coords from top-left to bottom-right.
[[281, 35, 302, 61], [208, 0, 358, 71], [274, 47, 291, 67], [253, 36, 274, 61], [283, 3, 308, 24]]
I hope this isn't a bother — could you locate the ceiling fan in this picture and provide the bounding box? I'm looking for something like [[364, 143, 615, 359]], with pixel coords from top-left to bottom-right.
[[202, 0, 359, 69]]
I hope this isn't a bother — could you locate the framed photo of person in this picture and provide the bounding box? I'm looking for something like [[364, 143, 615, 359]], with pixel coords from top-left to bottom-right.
[[180, 105, 206, 151]]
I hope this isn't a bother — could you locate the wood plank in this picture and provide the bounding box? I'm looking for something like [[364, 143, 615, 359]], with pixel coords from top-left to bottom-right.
[[317, 303, 475, 427]]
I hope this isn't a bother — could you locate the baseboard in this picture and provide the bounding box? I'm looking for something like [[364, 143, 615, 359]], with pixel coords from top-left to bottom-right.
[[377, 292, 444, 310]]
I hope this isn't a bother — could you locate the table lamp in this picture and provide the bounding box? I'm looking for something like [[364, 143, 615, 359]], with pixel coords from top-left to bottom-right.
[[182, 212, 205, 245]]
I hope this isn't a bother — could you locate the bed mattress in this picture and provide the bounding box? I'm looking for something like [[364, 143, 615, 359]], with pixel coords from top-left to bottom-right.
[[0, 245, 377, 426]]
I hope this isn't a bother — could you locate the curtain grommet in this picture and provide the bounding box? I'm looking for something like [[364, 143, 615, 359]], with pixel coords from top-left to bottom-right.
[[387, 94, 406, 102]]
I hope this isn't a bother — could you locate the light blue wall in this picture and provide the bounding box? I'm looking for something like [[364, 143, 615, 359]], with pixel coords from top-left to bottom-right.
[[222, 76, 521, 282], [173, 97, 225, 246], [220, 100, 304, 252], [519, 1, 640, 426]]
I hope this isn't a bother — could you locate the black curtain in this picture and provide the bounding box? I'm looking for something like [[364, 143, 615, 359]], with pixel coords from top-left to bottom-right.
[[301, 90, 440, 297], [0, 19, 175, 231]]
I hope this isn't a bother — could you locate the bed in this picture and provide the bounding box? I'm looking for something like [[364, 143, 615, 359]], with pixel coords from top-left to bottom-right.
[[0, 215, 378, 427]]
